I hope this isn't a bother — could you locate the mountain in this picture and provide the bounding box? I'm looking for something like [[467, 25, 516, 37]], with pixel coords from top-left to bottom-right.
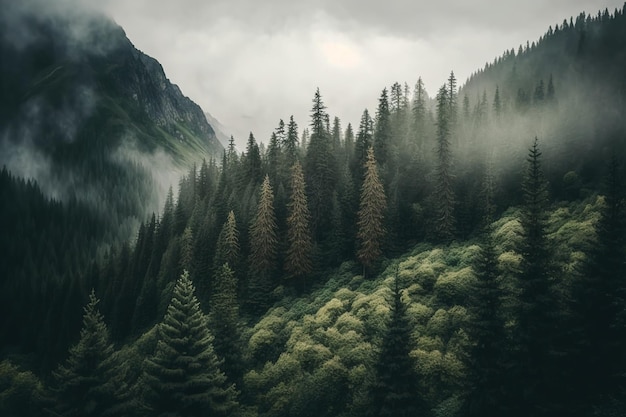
[[205, 111, 233, 148], [0, 1, 223, 222]]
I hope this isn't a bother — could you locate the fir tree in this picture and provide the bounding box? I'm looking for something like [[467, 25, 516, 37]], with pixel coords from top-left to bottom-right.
[[209, 263, 242, 384], [511, 137, 559, 417], [357, 147, 387, 275], [371, 272, 428, 417], [435, 84, 456, 242], [569, 157, 625, 412], [305, 88, 337, 242], [493, 85, 502, 116], [141, 271, 239, 417], [249, 175, 278, 275], [413, 77, 427, 147], [52, 291, 132, 417], [374, 88, 391, 166], [285, 161, 314, 287], [464, 228, 507, 417], [284, 115, 300, 166], [214, 210, 241, 271]]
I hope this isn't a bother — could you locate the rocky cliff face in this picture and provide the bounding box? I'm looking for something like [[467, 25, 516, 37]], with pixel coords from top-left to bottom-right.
[[0, 3, 223, 161]]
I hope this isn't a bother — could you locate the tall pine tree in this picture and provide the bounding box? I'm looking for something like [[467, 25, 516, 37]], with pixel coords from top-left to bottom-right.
[[141, 271, 239, 417], [357, 147, 387, 276], [285, 161, 314, 287]]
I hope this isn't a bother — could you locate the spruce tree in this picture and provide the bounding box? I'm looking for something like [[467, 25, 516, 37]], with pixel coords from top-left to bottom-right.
[[285, 161, 314, 287], [209, 263, 242, 384], [305, 88, 337, 242], [493, 85, 502, 117], [249, 175, 278, 275], [247, 175, 278, 312], [435, 84, 456, 242], [357, 147, 387, 276], [569, 157, 625, 411], [511, 137, 558, 417], [374, 88, 391, 166], [371, 272, 428, 417], [214, 210, 241, 271], [141, 271, 239, 417], [284, 116, 300, 166], [52, 291, 132, 417], [412, 77, 427, 147], [464, 227, 507, 417]]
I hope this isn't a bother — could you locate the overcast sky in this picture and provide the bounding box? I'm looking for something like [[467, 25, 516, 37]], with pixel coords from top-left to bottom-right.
[[99, 0, 623, 148]]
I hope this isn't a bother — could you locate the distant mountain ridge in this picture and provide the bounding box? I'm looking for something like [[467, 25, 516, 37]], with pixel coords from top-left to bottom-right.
[[0, 2, 224, 236]]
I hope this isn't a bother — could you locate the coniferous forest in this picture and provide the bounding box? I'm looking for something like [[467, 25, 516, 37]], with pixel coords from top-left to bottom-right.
[[2, 4, 626, 417]]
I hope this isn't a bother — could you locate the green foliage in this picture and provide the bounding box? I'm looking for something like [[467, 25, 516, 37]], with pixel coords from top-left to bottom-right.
[[51, 290, 132, 417], [0, 361, 47, 417], [141, 271, 239, 417]]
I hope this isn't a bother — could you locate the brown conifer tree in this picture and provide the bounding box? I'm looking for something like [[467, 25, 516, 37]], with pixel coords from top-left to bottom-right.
[[357, 147, 387, 276], [285, 161, 313, 286]]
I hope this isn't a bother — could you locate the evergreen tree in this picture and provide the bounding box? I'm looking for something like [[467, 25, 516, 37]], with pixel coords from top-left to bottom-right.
[[209, 263, 242, 384], [357, 147, 387, 275], [305, 88, 337, 242], [284, 161, 314, 287], [569, 157, 625, 412], [52, 291, 132, 417], [374, 88, 391, 166], [435, 84, 456, 242], [511, 137, 558, 417], [371, 272, 428, 417], [141, 271, 239, 417], [344, 122, 355, 157], [244, 132, 262, 186], [284, 115, 300, 166], [464, 228, 507, 417], [447, 71, 458, 127], [331, 116, 342, 151], [249, 175, 278, 275], [353, 109, 374, 190], [214, 210, 241, 271], [546, 75, 555, 102], [493, 85, 502, 117], [412, 77, 427, 147]]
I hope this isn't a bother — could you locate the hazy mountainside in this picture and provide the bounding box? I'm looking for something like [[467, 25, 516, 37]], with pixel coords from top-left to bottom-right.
[[2, 4, 626, 417], [0, 1, 222, 214], [456, 5, 626, 188], [205, 111, 233, 148]]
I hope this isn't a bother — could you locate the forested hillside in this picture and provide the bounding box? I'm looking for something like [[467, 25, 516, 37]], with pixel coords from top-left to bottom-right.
[[2, 4, 626, 417]]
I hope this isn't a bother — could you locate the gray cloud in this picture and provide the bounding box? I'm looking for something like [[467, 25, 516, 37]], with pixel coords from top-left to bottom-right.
[[13, 0, 625, 148]]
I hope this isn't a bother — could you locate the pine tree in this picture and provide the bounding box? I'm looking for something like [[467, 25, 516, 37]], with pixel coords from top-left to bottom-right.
[[285, 161, 314, 287], [493, 85, 502, 117], [244, 132, 262, 186], [412, 77, 427, 148], [209, 263, 242, 383], [511, 137, 558, 417], [352, 109, 374, 191], [464, 228, 507, 417], [141, 271, 239, 417], [435, 84, 456, 242], [447, 71, 458, 127], [52, 291, 132, 417], [569, 157, 625, 411], [249, 175, 278, 275], [284, 115, 300, 166], [305, 88, 337, 241], [214, 211, 240, 271], [331, 116, 342, 151], [374, 88, 391, 166], [357, 147, 387, 275], [371, 272, 428, 417]]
